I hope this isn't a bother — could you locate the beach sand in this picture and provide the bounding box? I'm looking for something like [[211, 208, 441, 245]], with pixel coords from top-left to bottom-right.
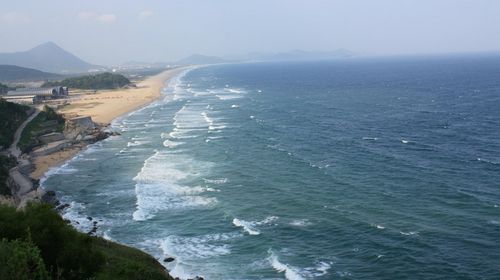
[[30, 146, 83, 179], [58, 67, 187, 124], [30, 67, 187, 179]]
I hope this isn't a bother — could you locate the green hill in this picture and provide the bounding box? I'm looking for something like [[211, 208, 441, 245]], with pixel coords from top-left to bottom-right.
[[43, 72, 131, 90], [0, 203, 174, 280]]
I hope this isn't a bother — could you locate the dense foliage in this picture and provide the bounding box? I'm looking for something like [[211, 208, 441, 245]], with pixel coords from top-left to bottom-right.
[[0, 82, 10, 94], [0, 155, 16, 196], [0, 98, 29, 148], [18, 105, 65, 153], [42, 72, 131, 90], [0, 203, 173, 280], [0, 238, 49, 280]]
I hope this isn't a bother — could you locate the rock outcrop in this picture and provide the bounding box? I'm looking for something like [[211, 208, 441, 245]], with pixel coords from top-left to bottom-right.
[[64, 116, 95, 140], [7, 165, 49, 209]]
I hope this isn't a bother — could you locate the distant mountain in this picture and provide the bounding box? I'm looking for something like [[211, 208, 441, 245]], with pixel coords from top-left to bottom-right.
[[176, 54, 228, 65], [0, 65, 61, 82], [241, 49, 355, 62], [0, 42, 97, 74]]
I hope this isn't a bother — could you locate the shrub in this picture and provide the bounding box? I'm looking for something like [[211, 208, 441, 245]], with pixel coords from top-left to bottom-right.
[[0, 99, 29, 148], [0, 203, 173, 280], [0, 155, 16, 196], [0, 238, 50, 280]]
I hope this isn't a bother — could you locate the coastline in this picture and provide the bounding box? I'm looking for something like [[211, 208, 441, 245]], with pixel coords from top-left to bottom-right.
[[30, 67, 188, 180], [33, 65, 203, 280]]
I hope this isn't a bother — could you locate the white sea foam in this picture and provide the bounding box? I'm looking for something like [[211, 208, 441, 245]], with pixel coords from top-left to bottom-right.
[[209, 125, 226, 131], [401, 139, 409, 144], [161, 233, 238, 258], [211, 88, 247, 100], [488, 220, 500, 226], [201, 111, 213, 126], [205, 136, 224, 143], [39, 149, 86, 186], [163, 139, 184, 148], [400, 231, 418, 236], [231, 104, 239, 108], [371, 223, 385, 229], [132, 151, 216, 221], [232, 218, 260, 235], [174, 105, 209, 129], [228, 88, 246, 94], [232, 216, 278, 235], [157, 232, 241, 279], [60, 201, 95, 233], [314, 261, 332, 276], [268, 251, 305, 280], [216, 94, 241, 100], [301, 260, 334, 277], [167, 68, 198, 101], [54, 165, 79, 175], [289, 219, 312, 227], [168, 130, 198, 139], [203, 178, 228, 184], [127, 140, 148, 147], [103, 230, 114, 241]]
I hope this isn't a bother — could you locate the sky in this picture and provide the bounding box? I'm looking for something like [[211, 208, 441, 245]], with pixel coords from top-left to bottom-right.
[[0, 0, 499, 65]]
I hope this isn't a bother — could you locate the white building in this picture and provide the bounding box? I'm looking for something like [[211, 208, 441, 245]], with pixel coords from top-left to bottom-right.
[[4, 86, 69, 104]]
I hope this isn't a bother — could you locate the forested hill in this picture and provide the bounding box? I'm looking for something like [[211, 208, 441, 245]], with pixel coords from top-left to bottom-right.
[[43, 72, 131, 90]]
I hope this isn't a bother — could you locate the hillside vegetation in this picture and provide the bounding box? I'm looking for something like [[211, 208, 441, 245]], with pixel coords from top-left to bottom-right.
[[43, 72, 131, 90], [0, 203, 173, 280], [0, 82, 10, 94], [18, 105, 65, 153], [0, 98, 29, 149], [0, 155, 16, 196]]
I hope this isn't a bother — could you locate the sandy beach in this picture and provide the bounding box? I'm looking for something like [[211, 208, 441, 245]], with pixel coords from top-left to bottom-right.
[[58, 67, 187, 124], [30, 67, 187, 179]]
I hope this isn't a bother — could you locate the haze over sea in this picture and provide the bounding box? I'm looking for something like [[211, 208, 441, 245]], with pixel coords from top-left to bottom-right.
[[42, 55, 500, 279]]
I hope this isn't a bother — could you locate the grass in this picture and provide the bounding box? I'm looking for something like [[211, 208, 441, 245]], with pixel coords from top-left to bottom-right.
[[0, 203, 174, 280], [92, 238, 174, 280], [18, 107, 64, 153]]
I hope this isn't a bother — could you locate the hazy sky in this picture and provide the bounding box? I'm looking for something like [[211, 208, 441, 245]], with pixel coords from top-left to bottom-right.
[[1, 0, 499, 65]]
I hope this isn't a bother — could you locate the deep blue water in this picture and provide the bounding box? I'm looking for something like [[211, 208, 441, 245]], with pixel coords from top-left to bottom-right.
[[43, 55, 500, 279]]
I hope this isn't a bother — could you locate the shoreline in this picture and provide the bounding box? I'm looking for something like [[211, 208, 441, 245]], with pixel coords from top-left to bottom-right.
[[32, 66, 202, 280], [29, 67, 189, 180]]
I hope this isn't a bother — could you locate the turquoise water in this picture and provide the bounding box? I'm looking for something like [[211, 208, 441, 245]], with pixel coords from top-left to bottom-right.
[[43, 56, 500, 279]]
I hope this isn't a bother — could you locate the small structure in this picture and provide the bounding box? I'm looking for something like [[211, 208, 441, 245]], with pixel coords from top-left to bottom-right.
[[64, 116, 95, 140], [5, 86, 69, 104]]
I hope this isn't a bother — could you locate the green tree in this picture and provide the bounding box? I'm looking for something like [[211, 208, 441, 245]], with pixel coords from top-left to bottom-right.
[[0, 238, 50, 280]]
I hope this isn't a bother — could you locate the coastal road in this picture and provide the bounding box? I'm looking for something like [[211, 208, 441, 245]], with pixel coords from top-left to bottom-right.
[[8, 107, 41, 159]]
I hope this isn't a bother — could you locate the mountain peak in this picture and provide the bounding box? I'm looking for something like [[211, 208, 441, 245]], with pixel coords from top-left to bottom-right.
[[0, 42, 96, 73], [30, 41, 66, 53]]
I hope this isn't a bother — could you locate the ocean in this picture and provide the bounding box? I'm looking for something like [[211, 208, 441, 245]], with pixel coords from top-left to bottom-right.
[[42, 55, 500, 279]]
